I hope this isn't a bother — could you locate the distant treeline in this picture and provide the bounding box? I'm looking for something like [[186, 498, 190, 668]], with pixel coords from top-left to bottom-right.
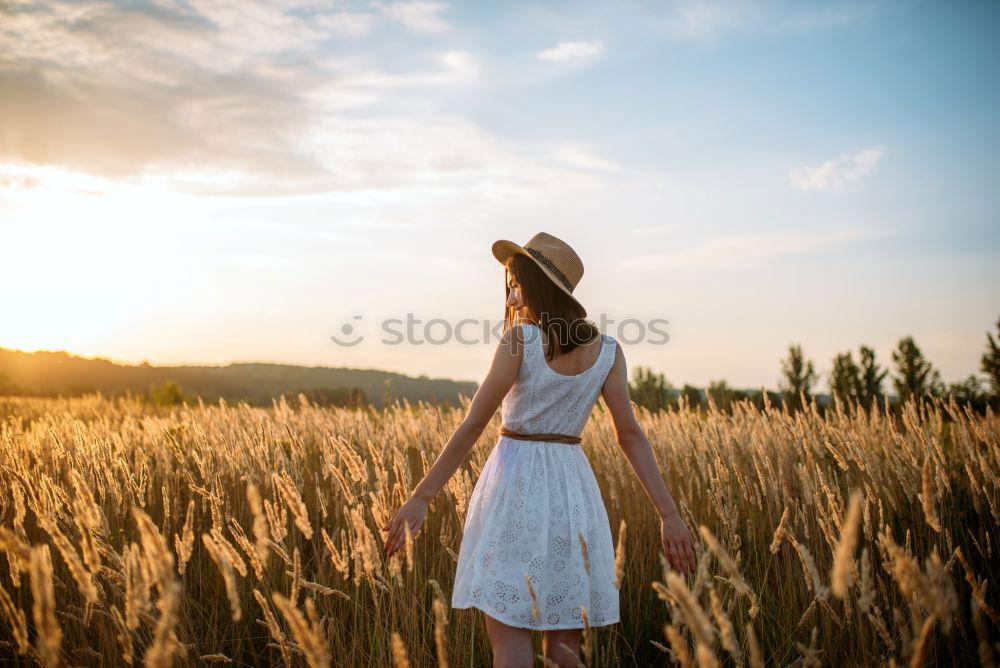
[[628, 315, 1000, 416], [0, 348, 477, 409], [4, 314, 998, 415]]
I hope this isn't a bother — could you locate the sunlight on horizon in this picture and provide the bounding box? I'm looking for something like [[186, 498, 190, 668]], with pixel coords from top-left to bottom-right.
[[1, 166, 202, 353]]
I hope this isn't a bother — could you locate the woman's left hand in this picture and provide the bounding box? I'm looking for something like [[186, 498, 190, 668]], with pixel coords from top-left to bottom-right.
[[381, 495, 429, 557]]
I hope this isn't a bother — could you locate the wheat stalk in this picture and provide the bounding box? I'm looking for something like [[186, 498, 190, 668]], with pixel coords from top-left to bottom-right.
[[699, 525, 759, 618], [247, 483, 271, 565], [273, 472, 313, 540], [664, 623, 693, 668], [254, 588, 292, 667], [580, 604, 593, 666], [524, 572, 541, 621], [29, 544, 62, 668], [770, 505, 790, 554], [664, 570, 715, 647], [0, 580, 29, 655], [174, 499, 196, 575], [831, 489, 863, 599], [577, 530, 590, 575], [144, 580, 182, 668], [272, 593, 331, 668], [614, 519, 627, 589], [124, 542, 149, 631], [920, 456, 942, 533], [202, 533, 241, 622], [432, 595, 449, 668], [709, 586, 740, 665], [230, 519, 264, 580], [390, 631, 411, 668]]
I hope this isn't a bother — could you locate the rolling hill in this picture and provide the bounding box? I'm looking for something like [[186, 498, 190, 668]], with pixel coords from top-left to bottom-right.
[[0, 347, 478, 408]]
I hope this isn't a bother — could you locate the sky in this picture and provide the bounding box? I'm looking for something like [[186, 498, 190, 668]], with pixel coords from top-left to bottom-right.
[[1, 0, 998, 391]]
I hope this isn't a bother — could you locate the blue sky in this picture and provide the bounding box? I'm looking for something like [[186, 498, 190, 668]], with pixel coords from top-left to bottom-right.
[[1, 0, 998, 391]]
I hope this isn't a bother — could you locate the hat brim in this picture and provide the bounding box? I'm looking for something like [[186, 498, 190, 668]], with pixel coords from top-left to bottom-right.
[[491, 239, 588, 317]]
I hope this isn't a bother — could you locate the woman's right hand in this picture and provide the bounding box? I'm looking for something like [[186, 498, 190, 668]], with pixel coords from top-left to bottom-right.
[[381, 495, 429, 558], [660, 512, 697, 575]]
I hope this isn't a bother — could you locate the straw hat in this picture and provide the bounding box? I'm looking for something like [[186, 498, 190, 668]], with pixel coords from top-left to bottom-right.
[[491, 232, 587, 317]]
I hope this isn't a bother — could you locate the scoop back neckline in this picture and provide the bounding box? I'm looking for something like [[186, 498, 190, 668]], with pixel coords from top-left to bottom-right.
[[521, 322, 607, 379]]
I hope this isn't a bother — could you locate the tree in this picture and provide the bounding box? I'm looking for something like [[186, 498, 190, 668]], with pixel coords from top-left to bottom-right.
[[982, 315, 1000, 401], [147, 380, 194, 406], [680, 384, 703, 411], [946, 375, 985, 409], [892, 336, 944, 403], [707, 379, 745, 414], [858, 345, 888, 410], [629, 366, 672, 413], [829, 351, 862, 407], [297, 387, 369, 408], [779, 343, 817, 412], [746, 388, 784, 411], [0, 371, 17, 395], [383, 378, 393, 407]]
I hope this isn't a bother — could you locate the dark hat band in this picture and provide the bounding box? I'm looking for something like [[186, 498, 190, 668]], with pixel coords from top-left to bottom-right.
[[525, 247, 574, 292]]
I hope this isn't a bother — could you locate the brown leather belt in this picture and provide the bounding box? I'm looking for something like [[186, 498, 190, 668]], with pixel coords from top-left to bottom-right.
[[499, 426, 582, 444]]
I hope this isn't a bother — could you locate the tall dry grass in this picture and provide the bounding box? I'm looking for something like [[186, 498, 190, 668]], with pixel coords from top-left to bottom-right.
[[0, 392, 997, 666]]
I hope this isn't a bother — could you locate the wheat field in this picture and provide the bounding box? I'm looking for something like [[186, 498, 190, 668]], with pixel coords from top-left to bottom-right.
[[0, 393, 996, 667]]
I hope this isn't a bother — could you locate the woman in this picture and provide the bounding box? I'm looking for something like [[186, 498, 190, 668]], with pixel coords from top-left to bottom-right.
[[381, 232, 696, 667]]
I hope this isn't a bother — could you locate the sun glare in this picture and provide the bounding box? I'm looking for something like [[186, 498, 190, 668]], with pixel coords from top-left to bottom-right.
[[1, 164, 196, 354]]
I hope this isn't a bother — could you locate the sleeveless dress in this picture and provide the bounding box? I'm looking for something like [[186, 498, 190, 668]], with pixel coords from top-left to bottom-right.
[[451, 322, 621, 630]]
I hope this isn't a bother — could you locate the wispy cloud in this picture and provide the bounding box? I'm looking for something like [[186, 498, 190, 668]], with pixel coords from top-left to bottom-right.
[[661, 1, 753, 39], [629, 0, 873, 40], [537, 40, 605, 62], [550, 143, 620, 172], [788, 146, 887, 192], [378, 1, 451, 33], [0, 1, 618, 197], [624, 226, 894, 270], [334, 50, 479, 88]]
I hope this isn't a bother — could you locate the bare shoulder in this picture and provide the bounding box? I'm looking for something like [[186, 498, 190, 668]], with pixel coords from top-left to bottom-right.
[[463, 323, 526, 431]]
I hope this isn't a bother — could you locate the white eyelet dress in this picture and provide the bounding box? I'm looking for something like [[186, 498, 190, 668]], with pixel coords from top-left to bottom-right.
[[451, 322, 621, 630]]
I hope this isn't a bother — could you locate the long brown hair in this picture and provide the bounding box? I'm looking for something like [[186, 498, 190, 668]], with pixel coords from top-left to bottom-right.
[[502, 253, 600, 362]]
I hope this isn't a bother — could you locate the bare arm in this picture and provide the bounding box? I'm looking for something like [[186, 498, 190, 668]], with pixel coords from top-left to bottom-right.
[[601, 343, 696, 574], [382, 324, 523, 555]]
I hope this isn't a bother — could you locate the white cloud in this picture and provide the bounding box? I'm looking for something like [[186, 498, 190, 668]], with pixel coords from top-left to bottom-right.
[[0, 106, 613, 198], [333, 50, 478, 89], [0, 163, 122, 197], [0, 1, 552, 196], [292, 114, 613, 197], [537, 40, 605, 62], [624, 227, 894, 270], [788, 146, 887, 192], [439, 50, 479, 80], [379, 1, 451, 33], [644, 0, 874, 40], [550, 143, 620, 172], [312, 11, 378, 38], [667, 1, 751, 39]]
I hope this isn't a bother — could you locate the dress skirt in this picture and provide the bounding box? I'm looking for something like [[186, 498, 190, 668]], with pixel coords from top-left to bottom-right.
[[451, 436, 621, 630]]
